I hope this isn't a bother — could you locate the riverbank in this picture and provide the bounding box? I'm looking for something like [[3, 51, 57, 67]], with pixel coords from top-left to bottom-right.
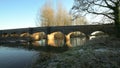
[[32, 37, 120, 68]]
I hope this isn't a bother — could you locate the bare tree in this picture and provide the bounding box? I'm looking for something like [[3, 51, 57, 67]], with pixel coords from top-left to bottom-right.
[[37, 0, 88, 27], [39, 1, 54, 26], [55, 3, 72, 26], [73, 16, 88, 25], [71, 0, 120, 37], [38, 1, 73, 26]]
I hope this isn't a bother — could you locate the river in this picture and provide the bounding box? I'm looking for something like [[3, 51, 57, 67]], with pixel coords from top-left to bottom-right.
[[0, 36, 87, 68], [0, 45, 39, 68]]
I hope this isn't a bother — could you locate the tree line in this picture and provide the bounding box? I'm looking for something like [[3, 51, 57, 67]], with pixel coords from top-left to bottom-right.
[[37, 1, 87, 27], [37, 0, 120, 37]]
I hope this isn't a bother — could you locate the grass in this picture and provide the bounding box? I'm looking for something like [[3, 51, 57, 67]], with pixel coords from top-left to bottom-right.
[[32, 37, 120, 68], [1, 37, 120, 68]]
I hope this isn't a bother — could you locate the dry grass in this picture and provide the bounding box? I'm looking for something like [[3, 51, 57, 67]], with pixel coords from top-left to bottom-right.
[[32, 37, 120, 68]]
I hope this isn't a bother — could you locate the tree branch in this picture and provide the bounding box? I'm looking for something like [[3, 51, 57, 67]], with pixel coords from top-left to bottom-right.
[[94, 3, 108, 8], [93, 0, 108, 8], [104, 0, 114, 8], [109, 0, 116, 4], [87, 9, 114, 20]]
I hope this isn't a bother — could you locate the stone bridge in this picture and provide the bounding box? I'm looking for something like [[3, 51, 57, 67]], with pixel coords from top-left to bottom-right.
[[0, 25, 115, 35], [0, 25, 115, 46]]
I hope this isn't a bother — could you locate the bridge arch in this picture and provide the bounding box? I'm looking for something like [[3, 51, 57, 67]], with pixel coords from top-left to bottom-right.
[[2, 33, 10, 37], [31, 32, 47, 46], [90, 31, 109, 40], [10, 32, 19, 37], [20, 32, 30, 37], [48, 31, 65, 47], [66, 31, 87, 47], [31, 32, 46, 41]]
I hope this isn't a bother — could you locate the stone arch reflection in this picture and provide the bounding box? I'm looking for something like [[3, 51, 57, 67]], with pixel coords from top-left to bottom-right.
[[90, 31, 109, 40], [66, 31, 87, 47], [48, 32, 65, 47], [31, 32, 47, 46]]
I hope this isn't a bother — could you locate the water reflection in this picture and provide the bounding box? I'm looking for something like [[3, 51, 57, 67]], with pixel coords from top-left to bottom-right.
[[66, 31, 87, 47], [0, 31, 109, 48], [0, 31, 110, 68], [0, 44, 68, 68], [0, 46, 39, 68], [47, 32, 65, 47], [32, 39, 46, 46], [70, 37, 86, 47], [0, 31, 88, 47]]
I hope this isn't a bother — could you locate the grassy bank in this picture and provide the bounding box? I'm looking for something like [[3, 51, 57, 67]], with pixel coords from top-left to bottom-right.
[[32, 37, 120, 68]]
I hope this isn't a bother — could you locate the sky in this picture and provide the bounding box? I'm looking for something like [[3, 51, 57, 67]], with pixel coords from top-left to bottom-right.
[[0, 0, 74, 30]]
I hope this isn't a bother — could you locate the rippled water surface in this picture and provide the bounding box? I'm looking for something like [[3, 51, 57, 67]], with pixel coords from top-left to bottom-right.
[[0, 46, 39, 68]]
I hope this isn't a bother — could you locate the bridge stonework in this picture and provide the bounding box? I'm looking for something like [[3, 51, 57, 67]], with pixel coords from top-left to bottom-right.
[[48, 25, 115, 35], [0, 25, 115, 35], [0, 25, 116, 44]]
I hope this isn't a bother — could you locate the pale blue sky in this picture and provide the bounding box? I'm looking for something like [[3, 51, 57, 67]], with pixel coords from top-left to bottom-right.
[[0, 0, 74, 30]]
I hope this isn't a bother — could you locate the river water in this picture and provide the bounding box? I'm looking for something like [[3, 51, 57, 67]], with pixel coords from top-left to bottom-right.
[[0, 37, 87, 68], [0, 45, 39, 68]]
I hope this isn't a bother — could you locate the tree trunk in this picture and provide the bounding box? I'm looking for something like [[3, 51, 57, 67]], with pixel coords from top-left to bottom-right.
[[114, 5, 120, 37], [115, 20, 120, 37]]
